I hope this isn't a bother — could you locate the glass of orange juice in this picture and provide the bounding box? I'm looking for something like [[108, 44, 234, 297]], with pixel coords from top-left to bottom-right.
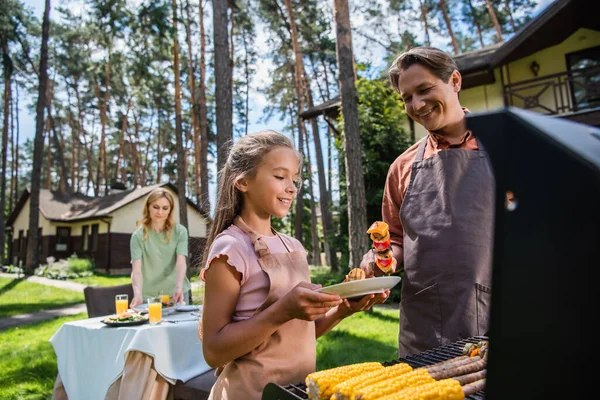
[[160, 292, 170, 305], [115, 294, 128, 315], [147, 297, 162, 325]]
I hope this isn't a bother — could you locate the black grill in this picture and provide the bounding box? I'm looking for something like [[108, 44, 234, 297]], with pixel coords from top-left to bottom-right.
[[261, 336, 487, 400]]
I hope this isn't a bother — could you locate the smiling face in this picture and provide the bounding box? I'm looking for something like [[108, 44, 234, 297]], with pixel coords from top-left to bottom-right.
[[397, 64, 464, 135], [237, 146, 300, 219], [148, 197, 172, 223]]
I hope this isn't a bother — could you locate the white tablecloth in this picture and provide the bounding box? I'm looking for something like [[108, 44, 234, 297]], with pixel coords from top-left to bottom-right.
[[49, 309, 211, 400]]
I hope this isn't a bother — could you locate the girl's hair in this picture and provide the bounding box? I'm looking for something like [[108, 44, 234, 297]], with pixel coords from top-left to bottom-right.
[[201, 130, 302, 268], [388, 46, 458, 93], [136, 188, 176, 242]]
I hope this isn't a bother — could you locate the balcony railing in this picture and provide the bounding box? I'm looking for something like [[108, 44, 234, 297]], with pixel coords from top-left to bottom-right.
[[503, 65, 600, 115]]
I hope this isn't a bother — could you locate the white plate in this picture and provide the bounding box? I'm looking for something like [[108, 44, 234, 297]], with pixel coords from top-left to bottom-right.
[[175, 304, 201, 312], [316, 276, 401, 299]]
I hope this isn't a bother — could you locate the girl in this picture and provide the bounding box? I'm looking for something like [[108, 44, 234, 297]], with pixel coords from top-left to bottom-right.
[[129, 188, 191, 307], [200, 130, 389, 400]]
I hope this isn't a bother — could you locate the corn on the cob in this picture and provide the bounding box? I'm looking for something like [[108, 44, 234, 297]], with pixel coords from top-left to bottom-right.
[[353, 368, 435, 400], [306, 362, 384, 400], [375, 378, 464, 400], [331, 363, 413, 400]]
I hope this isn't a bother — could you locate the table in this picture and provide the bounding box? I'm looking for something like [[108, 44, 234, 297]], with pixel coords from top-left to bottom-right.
[[50, 309, 212, 400]]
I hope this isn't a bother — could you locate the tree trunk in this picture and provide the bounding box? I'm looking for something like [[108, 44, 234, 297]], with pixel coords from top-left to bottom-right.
[[156, 110, 162, 183], [9, 81, 15, 215], [74, 76, 96, 192], [26, 0, 51, 274], [46, 83, 71, 193], [129, 113, 140, 188], [13, 84, 19, 211], [113, 100, 130, 183], [334, 0, 370, 270], [45, 117, 51, 189], [302, 120, 320, 266], [95, 53, 111, 195], [1, 36, 11, 265], [213, 0, 233, 174], [439, 0, 459, 55], [198, 0, 210, 213], [419, 0, 431, 46], [305, 76, 338, 271], [504, 0, 517, 33], [183, 0, 201, 204], [467, 0, 485, 48], [485, 0, 504, 42], [172, 0, 189, 229], [282, 0, 311, 244]]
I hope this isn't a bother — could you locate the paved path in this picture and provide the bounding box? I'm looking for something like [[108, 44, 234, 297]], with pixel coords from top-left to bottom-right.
[[0, 303, 88, 330], [0, 273, 89, 330], [0, 272, 88, 292], [0, 273, 204, 330]]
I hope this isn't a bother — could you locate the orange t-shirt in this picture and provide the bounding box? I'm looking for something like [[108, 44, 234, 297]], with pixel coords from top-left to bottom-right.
[[382, 129, 482, 251]]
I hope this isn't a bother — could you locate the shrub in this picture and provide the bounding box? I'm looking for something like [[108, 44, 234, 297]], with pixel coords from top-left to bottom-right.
[[67, 254, 95, 274]]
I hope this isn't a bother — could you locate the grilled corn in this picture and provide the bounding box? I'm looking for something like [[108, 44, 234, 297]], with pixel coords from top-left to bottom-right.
[[305, 362, 384, 400], [331, 363, 413, 400], [354, 368, 435, 400], [375, 378, 464, 400]]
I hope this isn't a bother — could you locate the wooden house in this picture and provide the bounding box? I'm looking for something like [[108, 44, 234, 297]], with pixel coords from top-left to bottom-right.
[[301, 0, 600, 139], [5, 183, 210, 273]]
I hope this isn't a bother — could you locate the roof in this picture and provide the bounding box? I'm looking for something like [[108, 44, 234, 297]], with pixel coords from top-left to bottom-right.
[[301, 0, 596, 120], [6, 182, 210, 226]]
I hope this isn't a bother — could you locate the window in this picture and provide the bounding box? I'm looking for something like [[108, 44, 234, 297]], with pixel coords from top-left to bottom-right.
[[566, 46, 600, 110], [56, 227, 70, 252], [91, 224, 99, 252], [82, 225, 89, 251]]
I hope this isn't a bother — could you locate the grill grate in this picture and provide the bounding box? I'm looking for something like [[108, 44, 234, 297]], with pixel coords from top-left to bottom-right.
[[262, 335, 488, 400]]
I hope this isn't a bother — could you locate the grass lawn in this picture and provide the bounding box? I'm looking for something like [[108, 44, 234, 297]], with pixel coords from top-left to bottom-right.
[[0, 278, 84, 318], [71, 273, 131, 287], [0, 313, 87, 400], [316, 306, 399, 370]]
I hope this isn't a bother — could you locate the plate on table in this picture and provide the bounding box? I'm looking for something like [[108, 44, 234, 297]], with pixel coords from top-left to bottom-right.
[[133, 303, 178, 315], [176, 304, 200, 312], [102, 313, 149, 327], [316, 276, 401, 299]]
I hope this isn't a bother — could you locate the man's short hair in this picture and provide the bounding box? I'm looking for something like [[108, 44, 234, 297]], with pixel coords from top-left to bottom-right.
[[388, 47, 459, 93]]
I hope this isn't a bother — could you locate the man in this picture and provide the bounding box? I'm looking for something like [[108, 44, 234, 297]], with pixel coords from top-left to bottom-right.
[[361, 47, 494, 357]]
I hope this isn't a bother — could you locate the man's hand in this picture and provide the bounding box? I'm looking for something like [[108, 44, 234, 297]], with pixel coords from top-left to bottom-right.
[[359, 250, 376, 277]]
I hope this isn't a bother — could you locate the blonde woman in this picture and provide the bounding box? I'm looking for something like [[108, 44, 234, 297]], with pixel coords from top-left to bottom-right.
[[129, 188, 191, 308]]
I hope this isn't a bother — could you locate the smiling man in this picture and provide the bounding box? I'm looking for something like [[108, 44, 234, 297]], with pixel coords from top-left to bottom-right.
[[362, 47, 495, 357]]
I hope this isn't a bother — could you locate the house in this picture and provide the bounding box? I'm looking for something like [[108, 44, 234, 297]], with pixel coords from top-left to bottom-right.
[[301, 0, 600, 140], [5, 182, 210, 273]]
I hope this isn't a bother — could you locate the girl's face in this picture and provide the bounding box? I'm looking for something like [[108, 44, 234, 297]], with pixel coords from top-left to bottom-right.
[[148, 197, 172, 223], [240, 146, 300, 219]]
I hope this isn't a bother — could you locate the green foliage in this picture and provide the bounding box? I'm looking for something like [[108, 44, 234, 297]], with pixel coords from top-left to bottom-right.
[[34, 254, 95, 280], [66, 254, 95, 274]]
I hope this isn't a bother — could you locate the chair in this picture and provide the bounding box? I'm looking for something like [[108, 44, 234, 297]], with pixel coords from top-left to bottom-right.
[[83, 283, 135, 318], [172, 368, 217, 400]]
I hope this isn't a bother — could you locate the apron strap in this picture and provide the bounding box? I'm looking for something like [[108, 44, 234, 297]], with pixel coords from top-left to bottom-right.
[[233, 216, 292, 257], [415, 137, 428, 162]]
